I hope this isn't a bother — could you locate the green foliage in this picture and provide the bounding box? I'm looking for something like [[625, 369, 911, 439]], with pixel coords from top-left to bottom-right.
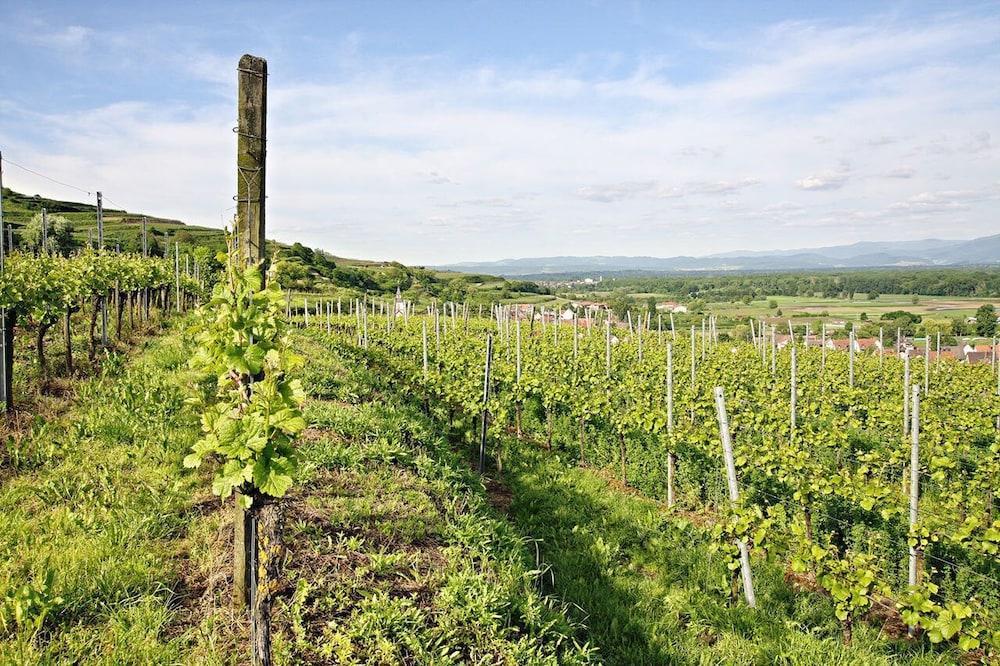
[[880, 310, 922, 324], [976, 304, 997, 336], [573, 268, 1000, 300], [335, 305, 1000, 659], [0, 249, 177, 318], [0, 566, 63, 638], [22, 213, 76, 255], [793, 543, 888, 641], [185, 243, 305, 505]]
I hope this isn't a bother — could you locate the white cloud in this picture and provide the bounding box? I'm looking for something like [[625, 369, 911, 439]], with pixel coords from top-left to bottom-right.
[[795, 171, 851, 191], [577, 181, 657, 202], [27, 25, 94, 52], [3, 11, 1000, 262]]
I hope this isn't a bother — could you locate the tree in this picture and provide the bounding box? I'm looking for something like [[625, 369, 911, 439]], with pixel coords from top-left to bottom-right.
[[975, 304, 997, 337], [23, 213, 75, 255], [768, 299, 778, 309], [608, 291, 635, 320], [922, 317, 952, 339], [174, 229, 195, 245], [859, 312, 868, 321], [730, 324, 750, 341]]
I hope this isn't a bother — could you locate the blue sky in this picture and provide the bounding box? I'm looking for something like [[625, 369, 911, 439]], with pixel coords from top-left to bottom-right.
[[2, 1, 999, 264]]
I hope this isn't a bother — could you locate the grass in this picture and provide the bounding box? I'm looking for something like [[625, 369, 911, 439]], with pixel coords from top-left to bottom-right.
[[0, 319, 598, 664], [0, 324, 205, 663], [498, 452, 963, 665], [582, 290, 1000, 323], [246, 331, 596, 664]]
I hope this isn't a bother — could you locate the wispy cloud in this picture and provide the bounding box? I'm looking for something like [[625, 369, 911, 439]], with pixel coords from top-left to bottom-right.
[[795, 171, 851, 191], [2, 7, 999, 262], [577, 181, 656, 202], [24, 24, 94, 51]]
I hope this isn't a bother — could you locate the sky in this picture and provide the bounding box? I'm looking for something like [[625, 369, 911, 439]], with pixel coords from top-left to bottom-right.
[[1, 1, 999, 265]]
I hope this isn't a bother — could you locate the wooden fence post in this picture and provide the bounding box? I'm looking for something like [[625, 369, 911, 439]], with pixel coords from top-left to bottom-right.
[[605, 321, 611, 378], [422, 320, 428, 379], [903, 354, 910, 437], [0, 152, 11, 412], [98, 192, 108, 348], [848, 331, 854, 388], [924, 338, 929, 395], [231, 52, 272, 664]]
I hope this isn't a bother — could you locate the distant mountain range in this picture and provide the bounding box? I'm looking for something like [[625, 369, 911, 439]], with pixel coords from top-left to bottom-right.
[[438, 234, 1000, 278]]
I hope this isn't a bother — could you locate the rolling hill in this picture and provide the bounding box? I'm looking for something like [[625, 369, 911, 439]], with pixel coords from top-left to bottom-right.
[[0, 187, 553, 304], [438, 234, 1000, 277]]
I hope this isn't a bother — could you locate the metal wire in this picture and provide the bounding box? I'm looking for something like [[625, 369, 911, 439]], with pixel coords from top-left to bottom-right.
[[1, 156, 92, 196], [753, 488, 1000, 587]]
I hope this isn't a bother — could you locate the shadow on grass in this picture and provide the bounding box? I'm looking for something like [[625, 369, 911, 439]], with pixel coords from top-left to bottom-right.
[[501, 454, 679, 665]]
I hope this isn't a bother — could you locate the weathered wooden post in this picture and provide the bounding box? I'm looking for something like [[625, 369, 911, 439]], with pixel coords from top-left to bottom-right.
[[237, 54, 268, 267], [422, 320, 428, 379], [903, 354, 910, 437], [771, 326, 776, 375], [0, 152, 11, 412], [714, 387, 757, 607], [232, 52, 278, 666], [605, 321, 611, 378], [821, 323, 827, 377], [98, 192, 108, 347], [924, 338, 929, 395], [174, 243, 181, 312]]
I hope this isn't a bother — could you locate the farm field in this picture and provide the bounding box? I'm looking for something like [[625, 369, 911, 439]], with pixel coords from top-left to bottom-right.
[[310, 303, 999, 663], [580, 291, 1000, 324], [5, 307, 995, 663], [707, 294, 1000, 322]]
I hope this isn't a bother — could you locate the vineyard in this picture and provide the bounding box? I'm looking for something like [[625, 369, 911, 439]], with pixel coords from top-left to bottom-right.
[[4, 34, 1000, 665], [291, 301, 1000, 661]]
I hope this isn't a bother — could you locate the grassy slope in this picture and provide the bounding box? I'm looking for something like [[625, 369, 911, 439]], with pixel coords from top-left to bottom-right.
[[2, 187, 558, 307], [0, 322, 593, 664], [247, 330, 594, 664], [0, 325, 202, 664]]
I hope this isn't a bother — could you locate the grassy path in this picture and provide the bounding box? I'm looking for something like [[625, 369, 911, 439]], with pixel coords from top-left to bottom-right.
[[0, 324, 207, 663], [0, 324, 600, 664]]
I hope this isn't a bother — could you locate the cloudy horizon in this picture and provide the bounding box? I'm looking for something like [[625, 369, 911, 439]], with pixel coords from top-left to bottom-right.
[[2, 1, 999, 265]]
